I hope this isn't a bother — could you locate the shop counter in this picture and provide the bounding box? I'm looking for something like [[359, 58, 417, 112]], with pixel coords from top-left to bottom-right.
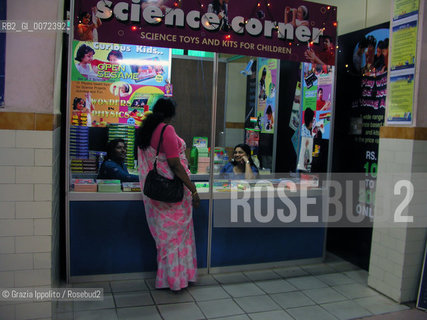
[[68, 187, 326, 279]]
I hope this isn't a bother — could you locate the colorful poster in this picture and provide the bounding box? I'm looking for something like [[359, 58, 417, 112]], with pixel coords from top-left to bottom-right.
[[256, 58, 277, 134], [390, 18, 417, 71], [301, 63, 318, 140], [297, 62, 334, 172], [333, 24, 389, 220], [387, 72, 414, 122], [70, 40, 171, 127], [73, 0, 337, 63], [72, 41, 171, 87], [393, 0, 419, 20]]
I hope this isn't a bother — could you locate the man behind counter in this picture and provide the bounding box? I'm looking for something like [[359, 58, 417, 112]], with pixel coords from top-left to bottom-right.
[[97, 138, 139, 182]]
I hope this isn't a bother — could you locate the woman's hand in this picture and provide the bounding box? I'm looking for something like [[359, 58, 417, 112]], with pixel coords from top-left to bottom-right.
[[241, 155, 249, 165], [192, 191, 200, 209]]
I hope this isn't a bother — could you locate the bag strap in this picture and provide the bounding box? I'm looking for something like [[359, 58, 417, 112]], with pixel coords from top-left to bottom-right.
[[153, 124, 169, 171]]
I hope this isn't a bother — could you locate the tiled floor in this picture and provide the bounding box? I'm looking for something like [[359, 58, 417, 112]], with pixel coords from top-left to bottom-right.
[[55, 260, 423, 320]]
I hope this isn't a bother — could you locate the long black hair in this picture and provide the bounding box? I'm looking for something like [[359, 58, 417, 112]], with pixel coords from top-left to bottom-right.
[[136, 97, 176, 150], [232, 143, 257, 169]]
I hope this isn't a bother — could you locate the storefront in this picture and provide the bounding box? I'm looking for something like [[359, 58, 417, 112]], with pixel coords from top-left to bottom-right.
[[66, 0, 337, 281]]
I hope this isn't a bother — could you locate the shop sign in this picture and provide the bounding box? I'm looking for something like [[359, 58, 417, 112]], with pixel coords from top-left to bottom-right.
[[74, 0, 337, 62]]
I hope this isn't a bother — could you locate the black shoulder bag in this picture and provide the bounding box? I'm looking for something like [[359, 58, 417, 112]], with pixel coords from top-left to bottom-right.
[[143, 125, 184, 203]]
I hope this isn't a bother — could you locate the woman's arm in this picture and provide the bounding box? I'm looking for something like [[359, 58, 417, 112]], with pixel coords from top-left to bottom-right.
[[241, 156, 255, 179], [244, 161, 255, 179], [291, 8, 297, 27], [167, 157, 200, 208], [284, 7, 290, 24]]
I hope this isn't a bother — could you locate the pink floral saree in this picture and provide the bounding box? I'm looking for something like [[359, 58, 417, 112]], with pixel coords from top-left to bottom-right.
[[138, 136, 197, 290]]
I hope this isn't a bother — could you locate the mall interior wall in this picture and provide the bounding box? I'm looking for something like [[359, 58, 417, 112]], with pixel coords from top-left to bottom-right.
[[0, 0, 64, 319]]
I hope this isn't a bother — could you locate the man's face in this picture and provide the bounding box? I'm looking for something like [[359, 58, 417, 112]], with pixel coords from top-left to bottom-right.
[[113, 142, 127, 161]]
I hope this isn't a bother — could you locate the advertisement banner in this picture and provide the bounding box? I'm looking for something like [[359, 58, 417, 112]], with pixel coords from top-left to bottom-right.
[[70, 40, 171, 126], [256, 57, 277, 133], [334, 24, 389, 220], [73, 0, 337, 62]]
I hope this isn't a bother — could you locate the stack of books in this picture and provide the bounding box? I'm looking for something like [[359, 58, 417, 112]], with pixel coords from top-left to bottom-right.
[[97, 179, 122, 192], [72, 179, 97, 192]]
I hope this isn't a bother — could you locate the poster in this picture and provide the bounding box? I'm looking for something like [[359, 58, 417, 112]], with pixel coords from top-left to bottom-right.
[[387, 5, 418, 124], [333, 23, 389, 220], [387, 72, 414, 122], [301, 63, 334, 140], [390, 19, 417, 71], [70, 40, 171, 126], [256, 58, 277, 134], [393, 0, 419, 19]]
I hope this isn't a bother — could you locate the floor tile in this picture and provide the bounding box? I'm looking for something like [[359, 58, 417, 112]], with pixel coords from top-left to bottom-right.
[[114, 291, 154, 308], [316, 273, 356, 286], [0, 305, 14, 320], [255, 279, 297, 294], [145, 278, 156, 290], [211, 315, 250, 320], [188, 285, 230, 301], [301, 263, 336, 275], [198, 298, 244, 319], [74, 293, 115, 311], [222, 283, 265, 297], [243, 270, 281, 281], [354, 296, 409, 315], [212, 272, 249, 284], [333, 283, 379, 299], [303, 287, 348, 304], [234, 294, 280, 313], [74, 308, 119, 320], [270, 291, 315, 309], [158, 302, 205, 320], [273, 266, 309, 278], [287, 275, 328, 290], [72, 281, 112, 293], [117, 305, 162, 320], [287, 305, 338, 320], [248, 310, 295, 320], [192, 274, 219, 286], [111, 280, 149, 293], [54, 312, 73, 320], [151, 289, 193, 304], [327, 261, 360, 272], [322, 300, 372, 320], [353, 308, 427, 320], [343, 270, 369, 284], [55, 301, 74, 313]]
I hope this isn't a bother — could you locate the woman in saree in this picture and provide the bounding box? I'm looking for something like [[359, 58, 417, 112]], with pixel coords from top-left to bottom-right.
[[136, 98, 200, 291]]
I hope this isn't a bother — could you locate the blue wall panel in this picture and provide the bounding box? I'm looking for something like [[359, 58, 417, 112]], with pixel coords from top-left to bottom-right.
[[70, 200, 209, 276]]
